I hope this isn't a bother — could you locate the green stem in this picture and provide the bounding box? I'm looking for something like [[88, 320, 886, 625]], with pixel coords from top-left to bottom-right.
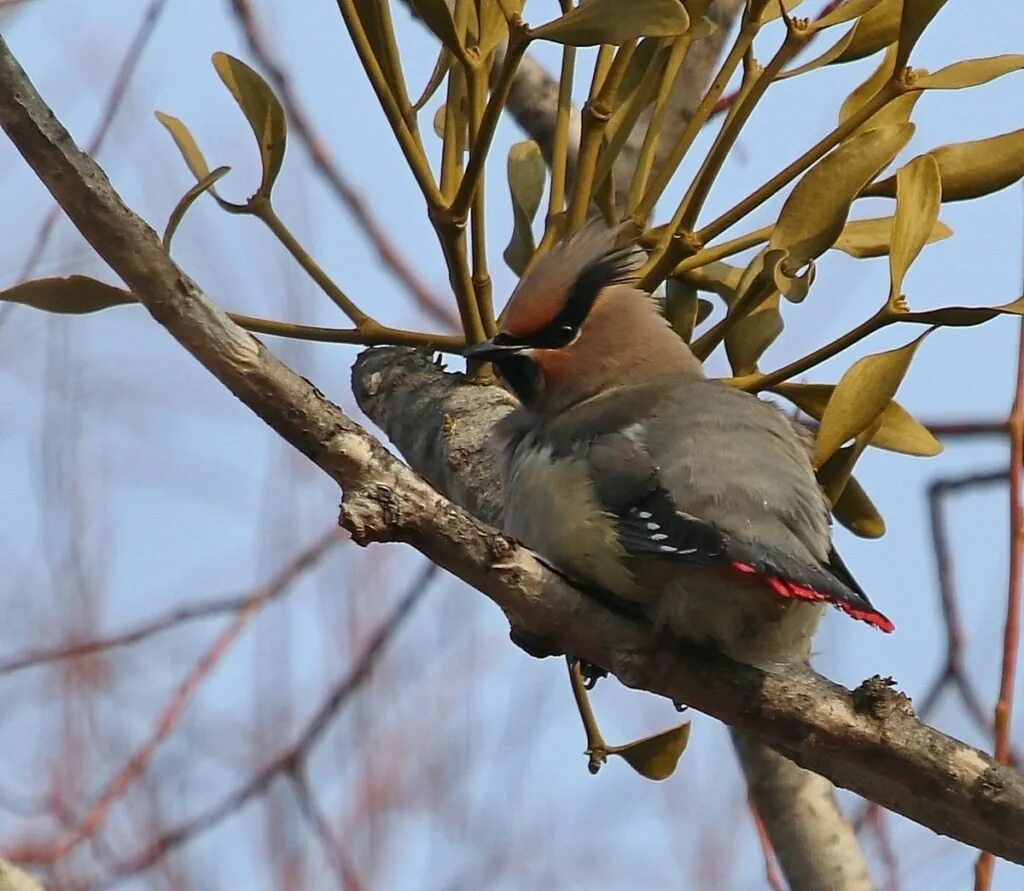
[[695, 79, 902, 245], [335, 0, 441, 208], [467, 59, 496, 336], [624, 32, 693, 218], [538, 22, 577, 256], [231, 314, 465, 351], [676, 25, 807, 234], [733, 307, 896, 392], [672, 224, 773, 274], [632, 17, 757, 225], [450, 23, 530, 220], [691, 273, 776, 360], [566, 657, 608, 775], [566, 41, 637, 232], [253, 199, 372, 327]]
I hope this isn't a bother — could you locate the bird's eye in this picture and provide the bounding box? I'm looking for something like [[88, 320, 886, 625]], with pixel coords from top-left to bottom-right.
[[556, 324, 577, 345]]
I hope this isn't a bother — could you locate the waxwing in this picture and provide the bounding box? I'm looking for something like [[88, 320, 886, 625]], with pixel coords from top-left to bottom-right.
[[465, 223, 893, 668]]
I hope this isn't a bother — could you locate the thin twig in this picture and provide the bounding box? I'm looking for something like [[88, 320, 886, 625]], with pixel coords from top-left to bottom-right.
[[748, 799, 785, 891], [6, 531, 342, 866], [81, 563, 438, 890], [0, 530, 342, 675], [288, 768, 364, 891], [975, 219, 1024, 891], [227, 0, 457, 329]]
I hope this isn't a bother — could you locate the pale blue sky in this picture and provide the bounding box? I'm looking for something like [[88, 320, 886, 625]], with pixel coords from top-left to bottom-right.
[[0, 2, 1022, 889]]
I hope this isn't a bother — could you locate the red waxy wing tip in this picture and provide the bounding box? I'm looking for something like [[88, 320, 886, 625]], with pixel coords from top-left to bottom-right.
[[730, 562, 895, 634]]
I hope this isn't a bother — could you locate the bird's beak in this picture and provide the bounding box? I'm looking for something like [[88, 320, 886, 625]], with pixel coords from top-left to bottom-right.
[[462, 338, 525, 361]]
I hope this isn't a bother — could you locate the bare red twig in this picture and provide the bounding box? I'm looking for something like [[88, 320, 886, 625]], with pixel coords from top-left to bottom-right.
[[5, 530, 342, 868], [0, 530, 343, 675], [74, 562, 438, 891], [747, 799, 785, 891], [288, 768, 364, 891], [975, 312, 1024, 889], [226, 0, 458, 330], [864, 806, 900, 891]]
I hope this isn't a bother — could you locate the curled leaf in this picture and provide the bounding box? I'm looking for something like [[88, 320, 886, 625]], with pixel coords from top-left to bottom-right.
[[212, 52, 287, 198], [916, 54, 1024, 90], [774, 382, 942, 456], [889, 154, 942, 303], [768, 123, 914, 269], [503, 140, 546, 275], [163, 166, 231, 251], [0, 276, 134, 314], [680, 261, 744, 303], [531, 0, 690, 46], [832, 216, 951, 258], [833, 475, 887, 538], [813, 330, 932, 466], [864, 129, 1024, 202], [609, 722, 691, 781]]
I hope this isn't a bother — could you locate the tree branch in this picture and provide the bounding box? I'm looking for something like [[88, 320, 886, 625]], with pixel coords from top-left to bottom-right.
[[2, 32, 1023, 872]]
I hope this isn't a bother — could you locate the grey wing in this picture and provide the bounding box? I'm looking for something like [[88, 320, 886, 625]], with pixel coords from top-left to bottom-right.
[[642, 381, 833, 566]]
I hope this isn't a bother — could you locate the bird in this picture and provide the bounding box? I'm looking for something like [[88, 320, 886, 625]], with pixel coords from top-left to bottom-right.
[[464, 222, 893, 668]]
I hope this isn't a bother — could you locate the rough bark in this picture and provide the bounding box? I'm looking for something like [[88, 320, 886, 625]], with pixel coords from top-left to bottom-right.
[[2, 31, 1023, 880], [733, 730, 874, 891]]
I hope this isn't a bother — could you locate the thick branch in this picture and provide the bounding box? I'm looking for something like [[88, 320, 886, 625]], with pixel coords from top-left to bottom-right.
[[1, 34, 1023, 868]]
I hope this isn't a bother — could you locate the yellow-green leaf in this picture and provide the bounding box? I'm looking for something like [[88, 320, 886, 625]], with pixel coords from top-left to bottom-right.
[[0, 276, 135, 314], [726, 291, 783, 376], [832, 215, 951, 258], [503, 140, 546, 275], [758, 0, 803, 24], [864, 129, 1024, 202], [768, 123, 914, 269], [817, 420, 880, 504], [839, 44, 897, 123], [834, 0, 901, 63], [212, 53, 287, 198], [155, 111, 212, 182], [681, 261, 744, 303], [812, 0, 887, 30], [901, 295, 1024, 327], [413, 48, 453, 112], [889, 154, 941, 303], [665, 279, 712, 342], [476, 0, 526, 53], [916, 54, 1024, 90], [163, 166, 232, 251], [609, 722, 690, 781], [833, 475, 886, 537], [895, 0, 948, 70], [531, 0, 690, 46], [409, 0, 465, 54], [780, 29, 856, 80], [813, 330, 931, 466], [774, 382, 942, 456]]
